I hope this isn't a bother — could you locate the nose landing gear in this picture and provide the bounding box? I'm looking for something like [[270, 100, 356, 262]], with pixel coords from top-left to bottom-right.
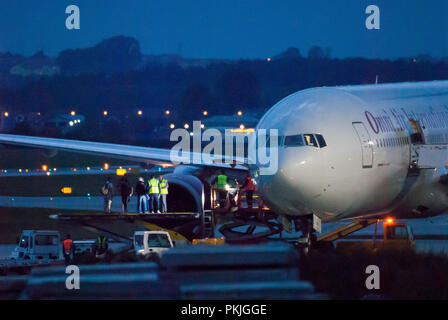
[[293, 214, 323, 255]]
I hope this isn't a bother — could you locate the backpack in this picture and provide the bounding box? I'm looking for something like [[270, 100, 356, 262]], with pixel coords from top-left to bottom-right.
[[101, 184, 109, 196]]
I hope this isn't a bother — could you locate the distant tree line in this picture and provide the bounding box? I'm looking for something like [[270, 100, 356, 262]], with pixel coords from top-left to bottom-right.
[[0, 37, 447, 146]]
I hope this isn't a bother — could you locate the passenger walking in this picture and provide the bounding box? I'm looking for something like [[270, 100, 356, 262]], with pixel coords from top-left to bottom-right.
[[118, 174, 133, 214], [101, 177, 114, 214], [148, 175, 160, 213], [135, 177, 148, 213], [63, 234, 74, 265], [159, 175, 169, 213]]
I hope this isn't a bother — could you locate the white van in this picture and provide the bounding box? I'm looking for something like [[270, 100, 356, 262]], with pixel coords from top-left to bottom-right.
[[10, 230, 63, 261], [133, 231, 173, 258]]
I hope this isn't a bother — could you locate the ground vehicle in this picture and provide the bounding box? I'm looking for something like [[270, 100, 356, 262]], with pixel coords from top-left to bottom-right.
[[73, 240, 97, 264], [336, 219, 416, 251], [133, 231, 174, 258], [9, 230, 63, 260], [73, 240, 96, 255]]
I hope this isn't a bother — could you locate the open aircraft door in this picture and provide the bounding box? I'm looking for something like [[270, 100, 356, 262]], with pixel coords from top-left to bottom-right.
[[407, 118, 425, 144], [352, 122, 373, 168]]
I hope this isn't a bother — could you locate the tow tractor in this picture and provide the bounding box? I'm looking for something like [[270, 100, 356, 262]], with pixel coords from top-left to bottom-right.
[[317, 218, 416, 251], [1, 230, 64, 275]]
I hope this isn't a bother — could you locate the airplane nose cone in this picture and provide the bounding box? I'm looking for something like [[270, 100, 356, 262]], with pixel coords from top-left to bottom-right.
[[254, 147, 326, 216]]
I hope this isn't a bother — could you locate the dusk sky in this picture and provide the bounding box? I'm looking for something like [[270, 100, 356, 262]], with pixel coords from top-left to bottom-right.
[[0, 0, 447, 59]]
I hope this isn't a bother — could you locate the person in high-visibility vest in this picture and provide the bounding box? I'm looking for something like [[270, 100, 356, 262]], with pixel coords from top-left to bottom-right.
[[159, 175, 169, 213], [96, 234, 108, 255], [241, 172, 255, 208], [148, 175, 160, 213], [214, 172, 228, 206], [63, 234, 74, 265]]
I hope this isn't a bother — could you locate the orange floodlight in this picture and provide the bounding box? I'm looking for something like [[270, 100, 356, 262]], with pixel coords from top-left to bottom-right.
[[61, 187, 72, 194]]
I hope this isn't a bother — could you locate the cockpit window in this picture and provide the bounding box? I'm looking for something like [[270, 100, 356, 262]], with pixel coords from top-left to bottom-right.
[[304, 134, 318, 147], [284, 134, 304, 147], [315, 134, 327, 148], [283, 133, 326, 148]]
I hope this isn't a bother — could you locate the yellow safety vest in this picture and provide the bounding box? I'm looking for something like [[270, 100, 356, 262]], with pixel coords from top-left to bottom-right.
[[97, 236, 108, 250], [160, 179, 168, 195], [148, 178, 159, 194], [216, 174, 227, 189]]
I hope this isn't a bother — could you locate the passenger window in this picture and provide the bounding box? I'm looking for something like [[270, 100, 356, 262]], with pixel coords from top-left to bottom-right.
[[284, 135, 304, 147], [304, 134, 318, 147], [315, 134, 327, 148]]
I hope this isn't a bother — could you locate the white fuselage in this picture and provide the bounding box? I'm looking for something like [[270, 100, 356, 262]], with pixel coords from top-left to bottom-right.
[[252, 81, 448, 222]]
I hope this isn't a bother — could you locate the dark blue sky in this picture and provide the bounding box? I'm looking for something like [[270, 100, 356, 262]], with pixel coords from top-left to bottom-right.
[[1, 0, 447, 59]]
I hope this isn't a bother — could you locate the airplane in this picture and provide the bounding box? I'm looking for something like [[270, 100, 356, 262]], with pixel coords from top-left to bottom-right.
[[0, 80, 447, 248]]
